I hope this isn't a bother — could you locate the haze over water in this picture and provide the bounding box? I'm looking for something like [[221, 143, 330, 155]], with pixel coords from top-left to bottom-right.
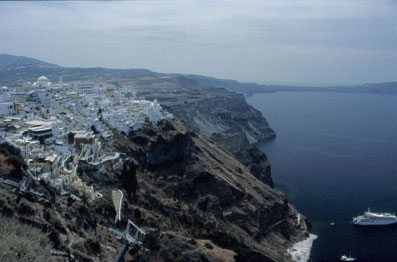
[[247, 92, 397, 261]]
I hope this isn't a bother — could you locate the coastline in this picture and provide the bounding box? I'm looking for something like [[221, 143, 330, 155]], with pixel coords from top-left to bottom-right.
[[288, 233, 318, 262]]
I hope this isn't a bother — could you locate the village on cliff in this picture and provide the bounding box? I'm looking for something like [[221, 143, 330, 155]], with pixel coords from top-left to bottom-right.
[[0, 75, 173, 201]]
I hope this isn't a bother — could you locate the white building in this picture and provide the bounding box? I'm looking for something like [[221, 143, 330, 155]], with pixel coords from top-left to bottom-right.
[[143, 99, 166, 123], [23, 82, 33, 90], [74, 81, 98, 95], [37, 90, 51, 108], [58, 76, 63, 89], [0, 86, 14, 102], [49, 120, 66, 137], [99, 99, 112, 110], [33, 76, 51, 88], [0, 102, 16, 117], [98, 83, 115, 93], [101, 99, 172, 134]]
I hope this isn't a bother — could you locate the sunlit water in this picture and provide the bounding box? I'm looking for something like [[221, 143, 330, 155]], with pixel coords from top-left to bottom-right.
[[247, 92, 397, 261]]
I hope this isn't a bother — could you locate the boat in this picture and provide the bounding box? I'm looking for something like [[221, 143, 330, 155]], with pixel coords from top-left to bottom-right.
[[330, 222, 336, 226], [352, 208, 397, 226], [341, 250, 356, 261], [341, 254, 356, 261]]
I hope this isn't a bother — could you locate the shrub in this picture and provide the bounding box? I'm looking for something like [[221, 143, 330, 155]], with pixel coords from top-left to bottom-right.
[[0, 142, 27, 179], [178, 248, 210, 262], [160, 233, 197, 262], [47, 213, 67, 234], [71, 241, 86, 253], [72, 250, 93, 262], [0, 184, 17, 217], [0, 216, 52, 262], [144, 229, 161, 251], [16, 198, 35, 216], [84, 237, 101, 255]]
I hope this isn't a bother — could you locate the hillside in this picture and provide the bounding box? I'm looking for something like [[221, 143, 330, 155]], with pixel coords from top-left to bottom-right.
[[0, 119, 309, 262], [0, 54, 60, 70], [0, 54, 313, 261], [0, 54, 161, 86], [126, 76, 276, 187]]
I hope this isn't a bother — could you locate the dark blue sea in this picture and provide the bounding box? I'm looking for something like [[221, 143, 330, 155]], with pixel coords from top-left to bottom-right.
[[246, 92, 397, 262]]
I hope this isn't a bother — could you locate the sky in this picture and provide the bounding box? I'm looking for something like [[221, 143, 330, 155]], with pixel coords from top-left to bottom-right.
[[1, 0, 397, 86]]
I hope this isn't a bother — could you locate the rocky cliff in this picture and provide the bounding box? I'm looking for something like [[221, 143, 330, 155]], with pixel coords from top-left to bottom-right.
[[112, 119, 309, 261], [126, 76, 276, 188], [129, 77, 276, 144], [0, 118, 308, 262], [0, 70, 310, 261]]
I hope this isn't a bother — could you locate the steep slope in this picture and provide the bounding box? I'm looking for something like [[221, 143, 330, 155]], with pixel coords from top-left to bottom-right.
[[126, 76, 276, 187], [0, 119, 308, 262], [120, 76, 276, 144], [112, 119, 309, 261]]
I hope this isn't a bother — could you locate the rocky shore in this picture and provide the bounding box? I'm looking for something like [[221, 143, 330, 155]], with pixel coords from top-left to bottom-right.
[[288, 233, 318, 262]]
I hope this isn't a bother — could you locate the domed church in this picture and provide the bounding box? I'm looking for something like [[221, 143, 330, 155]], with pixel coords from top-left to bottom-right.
[[32, 76, 51, 88]]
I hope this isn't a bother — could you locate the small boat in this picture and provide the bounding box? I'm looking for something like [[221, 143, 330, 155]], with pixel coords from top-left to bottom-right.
[[341, 251, 356, 261], [330, 222, 335, 226], [341, 255, 356, 261]]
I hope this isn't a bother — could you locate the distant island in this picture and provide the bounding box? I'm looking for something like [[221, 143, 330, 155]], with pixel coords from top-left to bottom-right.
[[1, 54, 397, 96]]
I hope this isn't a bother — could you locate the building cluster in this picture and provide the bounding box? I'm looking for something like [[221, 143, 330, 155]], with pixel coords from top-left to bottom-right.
[[1, 75, 173, 200]]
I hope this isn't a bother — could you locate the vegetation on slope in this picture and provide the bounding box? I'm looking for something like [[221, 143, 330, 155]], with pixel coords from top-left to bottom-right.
[[0, 216, 52, 262]]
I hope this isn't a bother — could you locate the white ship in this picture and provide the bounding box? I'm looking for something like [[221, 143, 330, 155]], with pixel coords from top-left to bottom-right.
[[352, 208, 397, 226]]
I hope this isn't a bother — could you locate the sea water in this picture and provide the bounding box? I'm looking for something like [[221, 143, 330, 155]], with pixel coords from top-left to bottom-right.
[[247, 92, 397, 261]]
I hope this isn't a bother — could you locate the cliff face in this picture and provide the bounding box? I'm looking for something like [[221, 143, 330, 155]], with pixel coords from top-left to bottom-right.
[[185, 91, 275, 144], [125, 121, 192, 167], [112, 119, 309, 262], [0, 118, 307, 262], [0, 73, 308, 261], [128, 76, 276, 188], [132, 79, 276, 144]]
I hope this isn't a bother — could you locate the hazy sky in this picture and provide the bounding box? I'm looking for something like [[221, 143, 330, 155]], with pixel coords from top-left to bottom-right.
[[1, 1, 397, 86]]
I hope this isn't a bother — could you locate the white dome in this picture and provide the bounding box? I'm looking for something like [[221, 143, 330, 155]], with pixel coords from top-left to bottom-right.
[[38, 76, 49, 81], [33, 76, 51, 88]]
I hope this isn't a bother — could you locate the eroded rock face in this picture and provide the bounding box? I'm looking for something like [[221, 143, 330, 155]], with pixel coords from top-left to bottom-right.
[[114, 119, 308, 262], [125, 120, 192, 167], [119, 159, 139, 198], [128, 76, 276, 189], [197, 195, 222, 218], [159, 88, 276, 144], [212, 133, 274, 188], [146, 133, 191, 166], [234, 144, 274, 188], [0, 118, 307, 262]]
